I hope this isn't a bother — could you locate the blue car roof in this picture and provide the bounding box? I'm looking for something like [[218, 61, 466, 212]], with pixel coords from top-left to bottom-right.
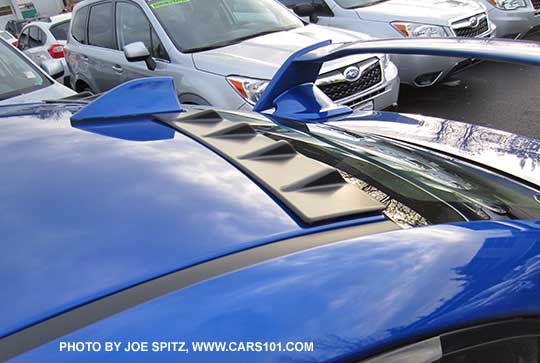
[[0, 105, 307, 337], [7, 220, 540, 363], [3, 38, 540, 362]]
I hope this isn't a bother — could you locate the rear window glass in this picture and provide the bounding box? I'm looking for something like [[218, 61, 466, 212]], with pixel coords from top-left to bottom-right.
[[71, 6, 88, 44], [88, 2, 114, 49], [0, 39, 50, 101], [50, 21, 70, 41]]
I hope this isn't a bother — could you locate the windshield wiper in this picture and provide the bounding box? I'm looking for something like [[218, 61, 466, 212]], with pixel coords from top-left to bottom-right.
[[185, 27, 297, 53]]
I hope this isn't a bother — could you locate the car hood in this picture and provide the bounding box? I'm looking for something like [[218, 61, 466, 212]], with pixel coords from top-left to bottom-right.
[[0, 83, 75, 106], [355, 0, 485, 24], [192, 24, 376, 79], [326, 111, 540, 187]]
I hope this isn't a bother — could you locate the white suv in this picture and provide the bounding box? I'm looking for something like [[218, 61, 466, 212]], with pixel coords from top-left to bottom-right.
[[282, 0, 496, 87], [66, 0, 399, 111], [17, 14, 71, 85], [476, 0, 540, 39]]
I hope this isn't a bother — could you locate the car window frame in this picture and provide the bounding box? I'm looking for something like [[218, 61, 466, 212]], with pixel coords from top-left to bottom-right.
[[114, 0, 170, 62], [87, 0, 117, 50], [71, 4, 89, 44], [17, 27, 30, 50], [27, 26, 42, 49]]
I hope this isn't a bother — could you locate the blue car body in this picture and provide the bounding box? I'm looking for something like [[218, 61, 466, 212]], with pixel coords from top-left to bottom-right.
[[1, 38, 540, 363]]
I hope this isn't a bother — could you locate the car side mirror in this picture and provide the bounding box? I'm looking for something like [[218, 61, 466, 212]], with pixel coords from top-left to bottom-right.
[[40, 59, 64, 79], [124, 42, 156, 71], [293, 3, 318, 23]]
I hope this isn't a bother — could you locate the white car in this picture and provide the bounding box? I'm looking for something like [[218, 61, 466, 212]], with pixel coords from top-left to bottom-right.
[[282, 0, 496, 87], [66, 0, 399, 111], [0, 37, 75, 105], [0, 30, 17, 47], [17, 14, 71, 85], [476, 0, 540, 39]]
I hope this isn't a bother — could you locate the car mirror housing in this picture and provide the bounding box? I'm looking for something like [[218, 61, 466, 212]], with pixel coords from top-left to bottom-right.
[[124, 42, 156, 71], [40, 59, 64, 79], [293, 3, 319, 23]]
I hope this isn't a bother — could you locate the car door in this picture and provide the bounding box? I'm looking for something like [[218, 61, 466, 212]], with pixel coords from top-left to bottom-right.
[[114, 1, 170, 83], [84, 1, 127, 92]]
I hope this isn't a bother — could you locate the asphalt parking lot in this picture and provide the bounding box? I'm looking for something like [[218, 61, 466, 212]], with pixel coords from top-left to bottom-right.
[[397, 34, 540, 140]]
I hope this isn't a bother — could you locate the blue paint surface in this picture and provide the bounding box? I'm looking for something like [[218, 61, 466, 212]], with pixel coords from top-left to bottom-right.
[[71, 77, 183, 122], [0, 110, 302, 337], [9, 221, 540, 362]]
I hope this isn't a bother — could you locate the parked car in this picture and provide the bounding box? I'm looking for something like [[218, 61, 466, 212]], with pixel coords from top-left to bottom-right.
[[17, 14, 72, 85], [475, 0, 540, 39], [0, 37, 74, 105], [65, 0, 399, 111], [0, 30, 17, 47], [5, 19, 29, 38], [281, 0, 496, 87], [1, 38, 540, 363]]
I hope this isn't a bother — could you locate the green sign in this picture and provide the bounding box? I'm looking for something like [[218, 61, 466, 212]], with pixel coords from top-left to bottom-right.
[[150, 0, 190, 9], [21, 8, 38, 19]]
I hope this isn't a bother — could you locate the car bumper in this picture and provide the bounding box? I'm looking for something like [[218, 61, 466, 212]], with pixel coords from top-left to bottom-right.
[[488, 7, 540, 39], [392, 27, 497, 87]]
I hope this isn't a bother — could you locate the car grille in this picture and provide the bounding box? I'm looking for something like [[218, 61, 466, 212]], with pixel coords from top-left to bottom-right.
[[453, 16, 489, 37], [318, 62, 382, 102], [532, 0, 540, 9]]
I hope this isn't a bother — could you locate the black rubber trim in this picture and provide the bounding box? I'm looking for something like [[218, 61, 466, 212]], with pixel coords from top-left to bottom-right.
[[0, 221, 398, 362], [440, 317, 540, 356]]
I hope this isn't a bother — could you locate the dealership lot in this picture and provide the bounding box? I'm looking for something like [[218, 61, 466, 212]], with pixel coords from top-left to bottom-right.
[[398, 34, 540, 139]]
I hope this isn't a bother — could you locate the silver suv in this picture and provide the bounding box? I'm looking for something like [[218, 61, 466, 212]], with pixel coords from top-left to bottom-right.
[[476, 0, 540, 39], [282, 0, 496, 87], [65, 0, 399, 111]]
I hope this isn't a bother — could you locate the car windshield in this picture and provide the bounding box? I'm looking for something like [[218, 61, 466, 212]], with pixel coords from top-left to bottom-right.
[[0, 40, 51, 101], [148, 0, 304, 52], [0, 31, 12, 40], [334, 0, 389, 9]]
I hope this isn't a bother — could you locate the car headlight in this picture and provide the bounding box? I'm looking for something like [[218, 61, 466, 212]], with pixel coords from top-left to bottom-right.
[[392, 22, 449, 37], [227, 76, 269, 105], [488, 0, 527, 9]]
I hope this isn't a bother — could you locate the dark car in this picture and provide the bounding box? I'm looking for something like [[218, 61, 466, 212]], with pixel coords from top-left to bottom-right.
[[5, 19, 29, 38]]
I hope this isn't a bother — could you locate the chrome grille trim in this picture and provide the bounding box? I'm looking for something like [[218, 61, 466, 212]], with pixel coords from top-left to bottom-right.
[[451, 13, 491, 38]]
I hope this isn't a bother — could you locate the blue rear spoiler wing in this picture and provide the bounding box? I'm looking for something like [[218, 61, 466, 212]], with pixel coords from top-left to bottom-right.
[[254, 38, 540, 121]]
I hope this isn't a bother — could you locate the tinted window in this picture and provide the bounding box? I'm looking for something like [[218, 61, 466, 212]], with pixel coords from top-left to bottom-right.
[[50, 21, 70, 41], [88, 2, 114, 48], [443, 338, 539, 363], [28, 27, 45, 48], [116, 2, 168, 60], [0, 39, 50, 101], [279, 0, 333, 16], [312, 0, 333, 16], [71, 5, 88, 44], [149, 0, 303, 52], [18, 28, 29, 50]]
